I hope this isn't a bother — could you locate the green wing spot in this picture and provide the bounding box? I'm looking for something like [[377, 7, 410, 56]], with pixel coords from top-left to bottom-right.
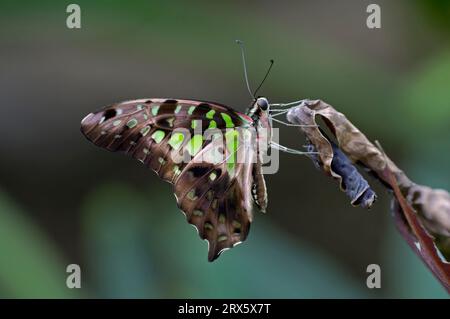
[[126, 118, 138, 128], [158, 157, 166, 165], [151, 130, 165, 143], [113, 120, 122, 127], [225, 129, 239, 154], [173, 165, 181, 177], [221, 113, 234, 128], [209, 172, 217, 181], [225, 129, 239, 176], [191, 120, 201, 129], [204, 222, 214, 230], [136, 104, 144, 111], [167, 117, 175, 127], [185, 134, 203, 156], [206, 109, 215, 119], [174, 105, 182, 114], [187, 189, 198, 201], [151, 105, 160, 116], [188, 106, 196, 115], [168, 132, 185, 150], [208, 120, 217, 129], [218, 235, 228, 243], [140, 126, 151, 136], [193, 210, 204, 217], [218, 214, 225, 223], [227, 161, 236, 177]]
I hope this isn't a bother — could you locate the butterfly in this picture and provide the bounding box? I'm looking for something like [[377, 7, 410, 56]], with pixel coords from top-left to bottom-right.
[[81, 97, 277, 261], [80, 42, 312, 261]]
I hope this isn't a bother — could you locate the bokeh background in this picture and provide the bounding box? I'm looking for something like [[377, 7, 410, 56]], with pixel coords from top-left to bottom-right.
[[0, 0, 449, 298]]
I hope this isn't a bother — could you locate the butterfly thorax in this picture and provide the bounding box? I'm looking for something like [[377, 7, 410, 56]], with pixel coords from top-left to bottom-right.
[[246, 97, 272, 150], [245, 97, 270, 214]]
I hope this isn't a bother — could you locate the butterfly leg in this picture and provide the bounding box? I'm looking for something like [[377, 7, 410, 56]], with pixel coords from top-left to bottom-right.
[[270, 141, 319, 155], [268, 109, 291, 117], [270, 100, 306, 108], [269, 102, 309, 118], [270, 117, 318, 127]]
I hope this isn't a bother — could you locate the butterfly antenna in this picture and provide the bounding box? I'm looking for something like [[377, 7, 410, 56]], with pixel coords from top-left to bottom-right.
[[236, 40, 255, 100], [254, 59, 274, 97]]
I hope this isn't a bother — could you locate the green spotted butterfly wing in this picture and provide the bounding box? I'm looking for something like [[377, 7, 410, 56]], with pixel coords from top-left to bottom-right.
[[81, 98, 267, 261], [174, 127, 257, 260]]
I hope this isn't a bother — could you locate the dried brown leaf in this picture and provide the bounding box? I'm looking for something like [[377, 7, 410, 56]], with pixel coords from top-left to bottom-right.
[[407, 185, 450, 238], [287, 100, 379, 208], [286, 99, 450, 292], [386, 168, 450, 293]]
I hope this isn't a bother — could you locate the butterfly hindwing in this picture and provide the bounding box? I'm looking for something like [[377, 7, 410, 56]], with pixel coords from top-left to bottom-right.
[[174, 127, 256, 261]]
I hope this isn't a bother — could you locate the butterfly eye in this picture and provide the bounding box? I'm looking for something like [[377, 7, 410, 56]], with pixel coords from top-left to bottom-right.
[[256, 98, 269, 111]]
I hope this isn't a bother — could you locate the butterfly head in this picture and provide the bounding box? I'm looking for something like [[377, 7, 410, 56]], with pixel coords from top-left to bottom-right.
[[248, 97, 270, 120], [247, 97, 272, 148], [256, 97, 269, 112]]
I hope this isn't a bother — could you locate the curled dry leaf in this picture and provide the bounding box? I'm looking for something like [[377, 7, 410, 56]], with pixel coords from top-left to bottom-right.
[[306, 139, 376, 208], [287, 100, 377, 208], [286, 99, 409, 187], [330, 142, 377, 208], [286, 99, 450, 292]]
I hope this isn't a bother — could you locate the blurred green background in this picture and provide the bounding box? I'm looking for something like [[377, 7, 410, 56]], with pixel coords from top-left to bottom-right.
[[0, 0, 449, 298]]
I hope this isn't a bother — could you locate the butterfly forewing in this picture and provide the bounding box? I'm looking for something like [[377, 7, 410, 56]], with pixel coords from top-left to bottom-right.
[[82, 99, 249, 177], [81, 98, 262, 261]]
